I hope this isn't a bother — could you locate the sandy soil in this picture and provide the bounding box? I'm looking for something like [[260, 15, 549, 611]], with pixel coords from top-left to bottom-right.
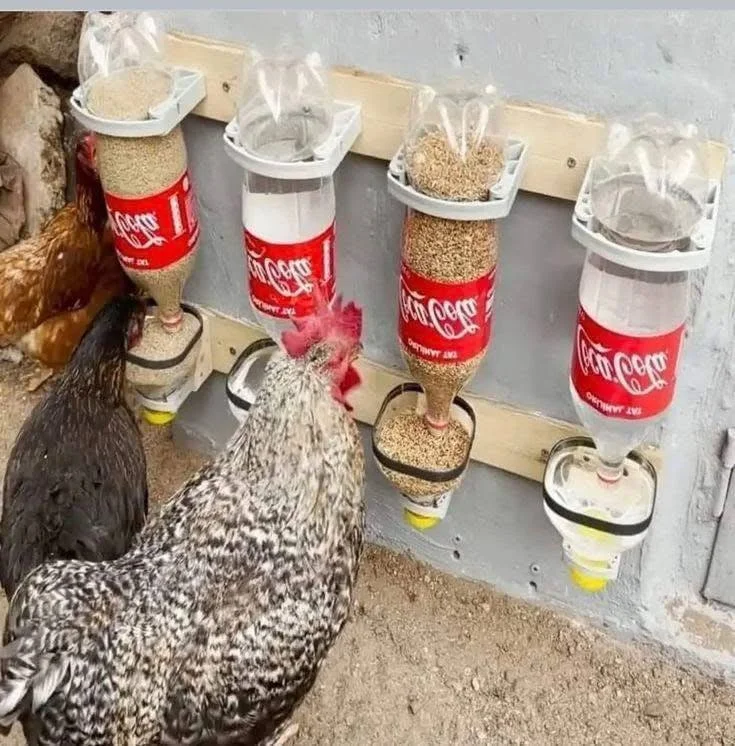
[[1, 359, 734, 745]]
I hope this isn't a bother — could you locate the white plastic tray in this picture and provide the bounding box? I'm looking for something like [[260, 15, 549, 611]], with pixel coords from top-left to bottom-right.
[[571, 159, 721, 272], [223, 100, 362, 179], [70, 67, 206, 138], [386, 138, 528, 221]]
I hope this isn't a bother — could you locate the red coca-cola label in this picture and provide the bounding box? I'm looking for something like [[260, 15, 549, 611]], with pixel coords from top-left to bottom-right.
[[245, 222, 336, 319], [570, 305, 684, 420], [104, 170, 200, 271], [398, 262, 495, 363]]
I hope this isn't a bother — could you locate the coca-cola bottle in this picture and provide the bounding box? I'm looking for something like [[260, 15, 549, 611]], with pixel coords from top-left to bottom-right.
[[544, 113, 710, 591], [237, 47, 337, 344]]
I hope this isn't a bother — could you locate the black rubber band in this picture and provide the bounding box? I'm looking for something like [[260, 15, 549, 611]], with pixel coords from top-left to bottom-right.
[[225, 338, 278, 412], [372, 382, 476, 483], [542, 436, 657, 537]]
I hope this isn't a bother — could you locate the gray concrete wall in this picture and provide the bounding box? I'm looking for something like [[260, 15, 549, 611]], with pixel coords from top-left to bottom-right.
[[163, 11, 735, 669]]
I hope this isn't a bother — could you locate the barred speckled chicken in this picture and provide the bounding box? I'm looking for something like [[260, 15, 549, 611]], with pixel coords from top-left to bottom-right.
[[0, 296, 365, 745]]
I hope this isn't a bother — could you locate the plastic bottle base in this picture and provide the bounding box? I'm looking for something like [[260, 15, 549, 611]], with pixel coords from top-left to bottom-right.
[[569, 565, 608, 593], [403, 509, 441, 531], [142, 408, 176, 426]]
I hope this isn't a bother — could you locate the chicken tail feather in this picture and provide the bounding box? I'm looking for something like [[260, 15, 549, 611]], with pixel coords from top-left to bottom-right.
[[0, 631, 68, 726]]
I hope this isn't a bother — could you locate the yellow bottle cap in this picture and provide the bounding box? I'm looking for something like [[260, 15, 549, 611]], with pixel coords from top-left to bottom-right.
[[569, 565, 608, 593], [142, 408, 176, 426], [404, 508, 440, 531]]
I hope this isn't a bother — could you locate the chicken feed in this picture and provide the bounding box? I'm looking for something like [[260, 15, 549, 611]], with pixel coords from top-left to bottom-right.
[[375, 410, 471, 500], [126, 310, 201, 394], [405, 128, 504, 202], [399, 128, 504, 436], [400, 212, 497, 430], [87, 67, 199, 331]]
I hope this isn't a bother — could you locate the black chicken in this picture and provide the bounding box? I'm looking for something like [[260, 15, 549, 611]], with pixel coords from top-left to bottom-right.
[[0, 294, 148, 600]]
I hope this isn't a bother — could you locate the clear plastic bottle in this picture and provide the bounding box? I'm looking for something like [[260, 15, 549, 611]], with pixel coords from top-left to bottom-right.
[[570, 251, 689, 472], [544, 112, 709, 590], [242, 172, 336, 343], [237, 47, 337, 344]]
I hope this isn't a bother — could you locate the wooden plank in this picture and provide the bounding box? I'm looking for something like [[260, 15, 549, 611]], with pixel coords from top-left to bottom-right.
[[165, 30, 728, 202], [201, 306, 663, 484]]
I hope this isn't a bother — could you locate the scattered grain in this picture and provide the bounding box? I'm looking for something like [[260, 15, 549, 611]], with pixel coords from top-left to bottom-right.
[[375, 410, 470, 500], [405, 128, 504, 202]]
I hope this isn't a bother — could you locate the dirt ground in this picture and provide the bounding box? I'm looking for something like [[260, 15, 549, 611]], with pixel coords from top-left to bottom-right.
[[1, 359, 735, 745]]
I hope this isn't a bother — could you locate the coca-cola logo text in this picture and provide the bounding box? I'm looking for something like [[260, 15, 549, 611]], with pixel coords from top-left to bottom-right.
[[576, 325, 670, 397], [246, 247, 315, 298], [400, 276, 480, 340], [109, 210, 166, 251]]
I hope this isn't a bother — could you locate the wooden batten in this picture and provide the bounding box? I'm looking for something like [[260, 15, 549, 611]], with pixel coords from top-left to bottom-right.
[[165, 31, 728, 202], [201, 307, 663, 484]]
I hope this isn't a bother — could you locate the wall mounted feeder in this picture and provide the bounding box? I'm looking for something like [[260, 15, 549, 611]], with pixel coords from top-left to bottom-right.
[[544, 112, 722, 592], [73, 11, 208, 425], [375, 79, 527, 530], [223, 46, 361, 350], [373, 383, 476, 530]]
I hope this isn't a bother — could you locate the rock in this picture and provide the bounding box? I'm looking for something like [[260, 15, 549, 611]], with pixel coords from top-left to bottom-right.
[[643, 701, 666, 719], [0, 64, 65, 236], [0, 150, 24, 250], [471, 676, 481, 692], [0, 12, 84, 82], [0, 13, 19, 45]]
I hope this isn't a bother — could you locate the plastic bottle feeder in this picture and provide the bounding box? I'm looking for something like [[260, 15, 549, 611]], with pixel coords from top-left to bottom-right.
[[226, 337, 278, 423], [125, 301, 204, 425], [543, 437, 658, 593], [373, 383, 476, 530], [223, 47, 361, 348], [543, 113, 721, 592], [72, 11, 207, 424], [375, 81, 527, 529]]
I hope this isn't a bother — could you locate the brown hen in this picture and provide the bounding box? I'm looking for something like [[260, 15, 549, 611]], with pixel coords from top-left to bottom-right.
[[16, 248, 132, 375], [0, 132, 116, 366]]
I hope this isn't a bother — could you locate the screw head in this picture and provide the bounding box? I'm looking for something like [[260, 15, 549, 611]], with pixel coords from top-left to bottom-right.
[[222, 81, 231, 93], [567, 156, 577, 169]]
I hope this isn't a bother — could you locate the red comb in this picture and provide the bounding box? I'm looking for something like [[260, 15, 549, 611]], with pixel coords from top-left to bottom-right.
[[281, 287, 363, 410], [281, 287, 362, 360]]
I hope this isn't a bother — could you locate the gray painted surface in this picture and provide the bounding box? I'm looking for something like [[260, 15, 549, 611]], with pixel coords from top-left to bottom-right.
[[164, 11, 735, 668], [703, 471, 735, 606]]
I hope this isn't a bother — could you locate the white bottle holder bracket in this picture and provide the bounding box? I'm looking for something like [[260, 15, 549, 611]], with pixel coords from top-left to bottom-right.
[[223, 100, 362, 180], [135, 375, 195, 414], [401, 490, 454, 521], [571, 159, 722, 273], [70, 67, 206, 138], [386, 138, 528, 221]]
